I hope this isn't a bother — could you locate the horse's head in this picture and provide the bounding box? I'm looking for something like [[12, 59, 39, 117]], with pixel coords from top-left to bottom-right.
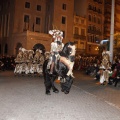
[[61, 42, 76, 61]]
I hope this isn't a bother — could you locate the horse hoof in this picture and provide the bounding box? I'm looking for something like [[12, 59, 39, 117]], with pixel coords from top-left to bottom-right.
[[64, 90, 69, 94], [46, 90, 51, 95], [61, 89, 64, 92], [53, 89, 59, 93]]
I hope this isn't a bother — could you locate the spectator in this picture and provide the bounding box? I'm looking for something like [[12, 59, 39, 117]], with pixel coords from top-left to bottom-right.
[[108, 67, 117, 85], [78, 55, 83, 70], [112, 59, 118, 71], [116, 59, 120, 70], [113, 69, 120, 87]]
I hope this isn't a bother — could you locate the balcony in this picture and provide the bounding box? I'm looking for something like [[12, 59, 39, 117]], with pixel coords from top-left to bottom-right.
[[74, 34, 86, 40], [88, 29, 102, 35]]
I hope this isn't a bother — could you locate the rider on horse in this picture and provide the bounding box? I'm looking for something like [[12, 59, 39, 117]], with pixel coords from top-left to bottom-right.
[[49, 29, 64, 75], [48, 29, 75, 78]]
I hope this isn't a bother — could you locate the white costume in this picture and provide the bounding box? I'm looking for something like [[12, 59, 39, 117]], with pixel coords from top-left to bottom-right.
[[49, 29, 64, 55], [102, 50, 111, 57], [49, 29, 64, 61], [48, 29, 64, 79], [99, 49, 111, 84]]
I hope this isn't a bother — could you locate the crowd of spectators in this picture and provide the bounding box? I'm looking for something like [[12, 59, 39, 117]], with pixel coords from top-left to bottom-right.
[[74, 55, 101, 71], [74, 55, 120, 87], [0, 55, 15, 71], [0, 54, 120, 87]]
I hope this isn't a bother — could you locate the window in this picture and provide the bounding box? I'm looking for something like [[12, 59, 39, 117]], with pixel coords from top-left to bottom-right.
[[0, 5, 1, 10], [75, 18, 79, 23], [62, 16, 66, 24], [24, 15, 29, 23], [89, 45, 91, 51], [81, 29, 85, 36], [6, 1, 10, 9], [0, 44, 1, 54], [62, 4, 66, 10], [90, 36, 92, 42], [88, 4, 92, 10], [36, 17, 40, 24], [88, 15, 91, 21], [37, 5, 41, 11], [81, 19, 84, 24], [94, 15, 96, 22], [4, 44, 8, 54], [74, 27, 79, 34], [88, 35, 90, 42], [98, 18, 101, 24], [25, 2, 30, 8]]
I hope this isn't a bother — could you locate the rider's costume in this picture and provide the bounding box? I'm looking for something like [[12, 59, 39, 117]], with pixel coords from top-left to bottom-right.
[[49, 29, 64, 74]]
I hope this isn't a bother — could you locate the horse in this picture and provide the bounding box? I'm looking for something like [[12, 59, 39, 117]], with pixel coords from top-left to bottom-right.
[[43, 42, 76, 95]]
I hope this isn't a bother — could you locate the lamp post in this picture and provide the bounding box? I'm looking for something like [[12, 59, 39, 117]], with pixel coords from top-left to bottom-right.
[[110, 0, 115, 63]]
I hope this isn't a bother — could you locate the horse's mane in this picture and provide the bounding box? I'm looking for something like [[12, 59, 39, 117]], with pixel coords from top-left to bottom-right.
[[60, 42, 75, 58]]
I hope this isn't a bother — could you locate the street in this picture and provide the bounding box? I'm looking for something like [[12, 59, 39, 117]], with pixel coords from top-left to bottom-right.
[[0, 70, 120, 120]]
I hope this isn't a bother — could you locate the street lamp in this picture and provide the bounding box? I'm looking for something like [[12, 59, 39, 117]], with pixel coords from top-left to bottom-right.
[[109, 0, 115, 63]]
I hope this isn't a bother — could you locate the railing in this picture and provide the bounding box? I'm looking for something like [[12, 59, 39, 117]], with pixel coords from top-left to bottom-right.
[[74, 34, 86, 40]]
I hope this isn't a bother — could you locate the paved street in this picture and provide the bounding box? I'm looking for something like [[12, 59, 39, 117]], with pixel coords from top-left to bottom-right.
[[0, 70, 120, 120]]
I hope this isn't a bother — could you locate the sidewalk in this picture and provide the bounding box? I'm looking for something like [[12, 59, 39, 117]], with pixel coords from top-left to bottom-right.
[[0, 71, 120, 120]]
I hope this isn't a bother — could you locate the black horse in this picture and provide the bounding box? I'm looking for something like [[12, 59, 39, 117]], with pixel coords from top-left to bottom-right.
[[43, 42, 75, 95]]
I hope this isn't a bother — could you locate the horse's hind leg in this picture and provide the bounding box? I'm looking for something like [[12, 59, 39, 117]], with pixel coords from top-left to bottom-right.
[[61, 76, 73, 94], [52, 86, 59, 93], [51, 76, 59, 93]]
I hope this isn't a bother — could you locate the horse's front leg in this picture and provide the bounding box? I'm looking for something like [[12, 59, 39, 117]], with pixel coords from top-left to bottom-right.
[[44, 72, 52, 95]]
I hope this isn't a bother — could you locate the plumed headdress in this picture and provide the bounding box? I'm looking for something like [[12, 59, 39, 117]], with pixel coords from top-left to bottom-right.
[[49, 29, 63, 42]]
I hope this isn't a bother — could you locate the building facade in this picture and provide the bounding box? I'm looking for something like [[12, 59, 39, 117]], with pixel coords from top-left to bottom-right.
[[74, 0, 104, 55], [1, 0, 119, 56], [104, 0, 111, 39], [0, 0, 74, 56], [114, 0, 120, 55], [73, 15, 86, 55]]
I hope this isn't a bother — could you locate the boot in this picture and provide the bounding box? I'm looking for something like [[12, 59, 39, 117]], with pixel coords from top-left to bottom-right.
[[67, 70, 75, 78]]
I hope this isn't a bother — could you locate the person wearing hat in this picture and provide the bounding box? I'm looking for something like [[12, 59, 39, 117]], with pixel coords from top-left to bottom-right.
[[48, 29, 76, 78], [49, 30, 64, 75]]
